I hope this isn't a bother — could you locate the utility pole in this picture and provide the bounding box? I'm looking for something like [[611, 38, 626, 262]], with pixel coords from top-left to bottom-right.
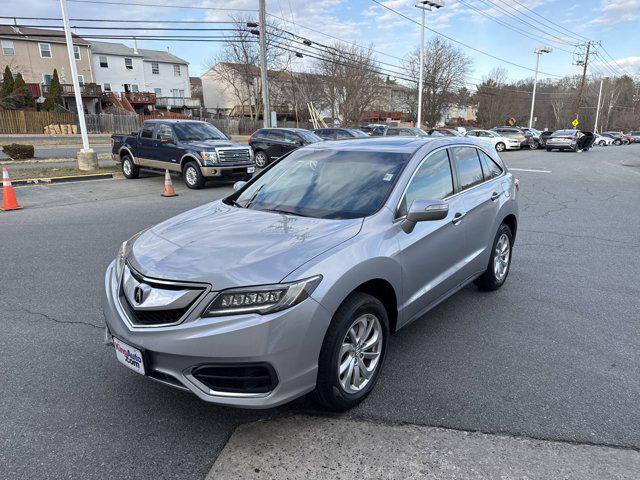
[[415, 1, 444, 129], [528, 46, 552, 128], [258, 0, 270, 128], [594, 76, 606, 133], [575, 40, 591, 126], [60, 0, 97, 170]]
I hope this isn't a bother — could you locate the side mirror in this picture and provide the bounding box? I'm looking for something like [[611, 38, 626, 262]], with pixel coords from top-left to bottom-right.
[[233, 181, 247, 191], [400, 199, 449, 233]]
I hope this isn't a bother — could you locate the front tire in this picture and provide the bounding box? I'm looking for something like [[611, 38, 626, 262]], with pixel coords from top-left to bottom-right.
[[313, 292, 389, 411], [614, 139, 622, 146], [254, 150, 269, 168], [529, 141, 539, 150], [183, 161, 205, 189], [474, 223, 513, 291], [121, 155, 139, 179], [546, 147, 552, 152], [495, 142, 506, 152]]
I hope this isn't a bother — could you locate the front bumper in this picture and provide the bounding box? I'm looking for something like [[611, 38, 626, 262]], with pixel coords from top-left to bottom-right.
[[201, 164, 255, 179], [101, 261, 330, 408]]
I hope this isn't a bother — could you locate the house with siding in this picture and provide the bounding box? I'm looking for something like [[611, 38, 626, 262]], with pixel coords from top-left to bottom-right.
[[0, 25, 101, 113]]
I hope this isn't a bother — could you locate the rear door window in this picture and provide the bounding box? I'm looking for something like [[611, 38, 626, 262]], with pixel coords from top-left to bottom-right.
[[266, 130, 284, 141], [451, 146, 484, 190], [284, 131, 301, 143], [478, 150, 503, 180]]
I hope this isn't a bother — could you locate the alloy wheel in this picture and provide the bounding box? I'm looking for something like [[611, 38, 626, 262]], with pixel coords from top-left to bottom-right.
[[185, 166, 197, 186], [495, 143, 505, 152], [338, 313, 383, 394], [493, 233, 511, 281], [255, 152, 267, 168], [123, 159, 132, 176]]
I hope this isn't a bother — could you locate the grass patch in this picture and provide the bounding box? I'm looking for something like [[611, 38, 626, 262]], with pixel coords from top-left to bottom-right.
[[8, 165, 120, 181]]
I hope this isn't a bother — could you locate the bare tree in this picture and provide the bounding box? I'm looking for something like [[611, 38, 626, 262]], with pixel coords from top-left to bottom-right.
[[204, 17, 290, 120], [404, 38, 472, 127], [315, 43, 384, 126]]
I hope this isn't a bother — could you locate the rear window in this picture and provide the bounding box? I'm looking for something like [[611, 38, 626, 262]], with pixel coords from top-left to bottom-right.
[[551, 130, 576, 137], [140, 125, 154, 138]]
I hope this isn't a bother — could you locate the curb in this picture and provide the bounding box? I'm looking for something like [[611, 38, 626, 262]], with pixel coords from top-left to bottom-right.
[[0, 154, 113, 165], [12, 172, 122, 186]]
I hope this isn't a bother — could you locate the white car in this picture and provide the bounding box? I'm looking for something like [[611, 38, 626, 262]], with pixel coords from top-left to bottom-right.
[[465, 129, 521, 152], [594, 134, 614, 146]]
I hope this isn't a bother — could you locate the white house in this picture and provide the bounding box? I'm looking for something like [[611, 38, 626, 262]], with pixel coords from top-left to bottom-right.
[[90, 41, 199, 112]]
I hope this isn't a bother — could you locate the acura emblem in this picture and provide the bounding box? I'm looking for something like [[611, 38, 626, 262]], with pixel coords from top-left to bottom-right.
[[134, 283, 151, 304]]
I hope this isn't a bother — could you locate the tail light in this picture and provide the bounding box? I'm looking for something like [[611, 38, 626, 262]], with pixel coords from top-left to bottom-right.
[[248, 131, 257, 145], [515, 178, 520, 191]]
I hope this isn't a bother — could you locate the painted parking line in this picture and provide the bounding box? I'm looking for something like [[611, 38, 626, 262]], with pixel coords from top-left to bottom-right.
[[509, 167, 552, 173]]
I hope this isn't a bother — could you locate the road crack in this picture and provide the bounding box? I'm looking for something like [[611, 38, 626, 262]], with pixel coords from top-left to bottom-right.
[[8, 308, 103, 330]]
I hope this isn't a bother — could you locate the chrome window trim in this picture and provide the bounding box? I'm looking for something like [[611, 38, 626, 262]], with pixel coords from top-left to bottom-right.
[[115, 263, 212, 329], [393, 143, 505, 221]]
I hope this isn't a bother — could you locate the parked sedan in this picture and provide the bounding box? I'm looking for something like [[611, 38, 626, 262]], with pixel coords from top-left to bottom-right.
[[313, 128, 368, 140], [594, 134, 614, 146], [545, 129, 595, 151], [427, 128, 463, 137], [103, 136, 519, 411], [601, 132, 627, 145], [465, 129, 521, 152], [491, 127, 532, 149], [248, 128, 322, 167], [625, 131, 640, 142], [384, 126, 430, 138]]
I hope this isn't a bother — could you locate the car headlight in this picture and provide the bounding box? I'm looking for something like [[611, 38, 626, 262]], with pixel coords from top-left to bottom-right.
[[203, 275, 322, 317], [114, 229, 148, 279], [200, 150, 218, 165]]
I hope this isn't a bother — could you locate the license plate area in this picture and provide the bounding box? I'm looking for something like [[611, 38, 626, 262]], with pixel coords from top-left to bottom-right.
[[113, 337, 146, 375]]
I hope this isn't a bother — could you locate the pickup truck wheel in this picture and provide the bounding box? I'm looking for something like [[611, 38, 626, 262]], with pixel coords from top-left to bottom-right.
[[121, 155, 139, 179], [183, 161, 205, 189]]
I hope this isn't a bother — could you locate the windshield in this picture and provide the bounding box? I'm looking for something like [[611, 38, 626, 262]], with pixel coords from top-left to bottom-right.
[[174, 122, 227, 141], [349, 129, 369, 137], [551, 130, 577, 137], [231, 148, 410, 219], [409, 127, 429, 137], [296, 130, 323, 143]]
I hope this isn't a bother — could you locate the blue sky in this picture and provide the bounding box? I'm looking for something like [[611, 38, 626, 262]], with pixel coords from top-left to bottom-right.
[[2, 0, 638, 82]]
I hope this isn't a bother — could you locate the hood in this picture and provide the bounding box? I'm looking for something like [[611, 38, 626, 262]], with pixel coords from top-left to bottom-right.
[[128, 201, 362, 288], [180, 139, 247, 150]]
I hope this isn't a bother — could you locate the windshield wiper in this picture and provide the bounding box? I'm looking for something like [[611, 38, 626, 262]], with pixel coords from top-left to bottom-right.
[[260, 207, 307, 217]]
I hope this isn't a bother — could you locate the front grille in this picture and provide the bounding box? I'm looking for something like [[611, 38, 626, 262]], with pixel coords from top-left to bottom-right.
[[217, 148, 251, 163], [121, 294, 190, 325], [192, 364, 278, 394]]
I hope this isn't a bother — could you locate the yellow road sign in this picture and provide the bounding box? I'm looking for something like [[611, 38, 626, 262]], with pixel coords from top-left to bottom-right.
[[572, 118, 579, 127]]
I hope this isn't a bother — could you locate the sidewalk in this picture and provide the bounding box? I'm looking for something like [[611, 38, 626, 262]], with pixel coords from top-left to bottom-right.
[[208, 415, 640, 480], [0, 133, 112, 147]]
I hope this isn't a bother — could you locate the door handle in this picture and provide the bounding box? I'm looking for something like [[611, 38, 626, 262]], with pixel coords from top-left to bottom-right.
[[490, 191, 501, 201], [452, 212, 466, 225]]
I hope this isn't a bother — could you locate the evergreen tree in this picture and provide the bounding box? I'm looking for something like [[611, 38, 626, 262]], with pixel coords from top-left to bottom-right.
[[1, 65, 14, 98], [42, 69, 62, 111], [12, 73, 34, 109]]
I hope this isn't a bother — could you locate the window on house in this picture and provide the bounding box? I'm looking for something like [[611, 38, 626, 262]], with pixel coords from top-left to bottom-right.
[[103, 83, 111, 91], [42, 74, 53, 85], [171, 89, 185, 97], [1, 40, 15, 56], [39, 43, 52, 58], [154, 88, 162, 96], [124, 58, 133, 70], [73, 45, 80, 60], [151, 62, 159, 74], [173, 64, 181, 76], [99, 56, 108, 68], [131, 84, 139, 92], [77, 75, 85, 86]]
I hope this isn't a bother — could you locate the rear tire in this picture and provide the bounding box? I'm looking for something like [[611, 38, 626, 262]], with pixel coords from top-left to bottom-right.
[[121, 155, 139, 179], [546, 148, 552, 152], [183, 161, 205, 189], [313, 292, 389, 411], [254, 150, 269, 168], [614, 139, 622, 146], [474, 223, 513, 291]]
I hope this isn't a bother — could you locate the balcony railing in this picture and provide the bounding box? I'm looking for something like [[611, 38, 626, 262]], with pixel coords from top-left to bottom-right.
[[41, 83, 102, 98], [125, 92, 156, 104], [155, 96, 201, 109]]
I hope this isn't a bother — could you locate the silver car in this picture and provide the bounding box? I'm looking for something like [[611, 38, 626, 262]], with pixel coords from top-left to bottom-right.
[[102, 137, 519, 410]]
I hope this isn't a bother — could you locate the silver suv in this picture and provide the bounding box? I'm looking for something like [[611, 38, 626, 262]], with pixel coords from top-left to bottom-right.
[[102, 137, 519, 410]]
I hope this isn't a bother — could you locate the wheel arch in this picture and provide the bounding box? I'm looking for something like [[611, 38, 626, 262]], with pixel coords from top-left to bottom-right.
[[180, 154, 201, 170], [502, 214, 518, 241]]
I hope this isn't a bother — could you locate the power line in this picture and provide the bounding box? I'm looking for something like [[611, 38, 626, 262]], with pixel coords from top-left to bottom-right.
[[0, 15, 234, 23], [505, 0, 590, 43], [67, 0, 257, 11], [368, 0, 565, 78], [454, 0, 574, 53]]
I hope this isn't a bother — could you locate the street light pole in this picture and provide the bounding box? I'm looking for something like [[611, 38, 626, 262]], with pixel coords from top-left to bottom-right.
[[60, 0, 97, 170], [258, 0, 270, 128], [528, 46, 552, 129], [415, 1, 444, 129], [594, 77, 606, 133]]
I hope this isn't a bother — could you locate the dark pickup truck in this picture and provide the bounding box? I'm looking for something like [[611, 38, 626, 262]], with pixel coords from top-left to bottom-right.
[[112, 119, 255, 189]]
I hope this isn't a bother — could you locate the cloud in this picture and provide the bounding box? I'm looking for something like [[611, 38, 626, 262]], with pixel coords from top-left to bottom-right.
[[588, 0, 640, 26], [595, 55, 640, 74]]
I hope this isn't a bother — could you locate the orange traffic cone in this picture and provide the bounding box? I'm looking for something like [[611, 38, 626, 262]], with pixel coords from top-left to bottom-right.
[[1, 168, 22, 211], [161, 169, 178, 197]]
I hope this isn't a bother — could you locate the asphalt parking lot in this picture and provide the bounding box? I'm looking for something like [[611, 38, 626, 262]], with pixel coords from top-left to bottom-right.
[[1, 145, 639, 479]]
